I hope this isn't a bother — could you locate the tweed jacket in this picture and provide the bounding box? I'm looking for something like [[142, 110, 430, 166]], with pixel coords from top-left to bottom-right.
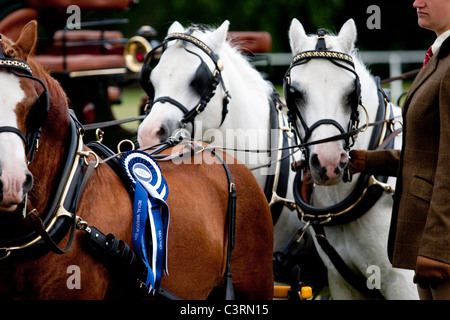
[[365, 37, 450, 270]]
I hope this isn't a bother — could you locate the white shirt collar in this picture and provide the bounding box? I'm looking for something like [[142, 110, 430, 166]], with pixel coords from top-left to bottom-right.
[[431, 30, 450, 54]]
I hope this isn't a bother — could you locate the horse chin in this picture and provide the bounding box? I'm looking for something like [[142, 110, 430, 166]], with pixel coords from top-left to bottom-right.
[[315, 179, 340, 186], [0, 196, 28, 216], [311, 172, 342, 186], [0, 203, 19, 213]]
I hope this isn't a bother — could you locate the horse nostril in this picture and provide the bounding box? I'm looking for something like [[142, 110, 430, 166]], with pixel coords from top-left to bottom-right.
[[22, 172, 33, 194], [310, 153, 321, 170], [339, 151, 349, 169], [157, 124, 169, 142]]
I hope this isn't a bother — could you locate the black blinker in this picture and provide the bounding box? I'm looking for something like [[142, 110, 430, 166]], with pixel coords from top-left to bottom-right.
[[191, 61, 213, 97]]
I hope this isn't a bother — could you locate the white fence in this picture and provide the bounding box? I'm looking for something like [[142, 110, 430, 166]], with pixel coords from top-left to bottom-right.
[[262, 51, 425, 102]]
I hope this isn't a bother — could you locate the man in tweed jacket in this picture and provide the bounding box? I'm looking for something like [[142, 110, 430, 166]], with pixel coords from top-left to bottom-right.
[[350, 0, 450, 299]]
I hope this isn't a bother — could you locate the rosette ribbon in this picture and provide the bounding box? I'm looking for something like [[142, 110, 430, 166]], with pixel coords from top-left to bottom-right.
[[121, 150, 169, 294]]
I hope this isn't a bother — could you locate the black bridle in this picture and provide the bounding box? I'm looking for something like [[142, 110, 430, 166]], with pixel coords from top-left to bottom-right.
[[139, 26, 231, 133], [285, 30, 395, 299], [284, 29, 363, 156], [0, 35, 49, 164]]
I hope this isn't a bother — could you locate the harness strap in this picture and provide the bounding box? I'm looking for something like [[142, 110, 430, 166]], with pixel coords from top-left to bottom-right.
[[159, 141, 237, 299], [27, 159, 96, 255], [84, 225, 183, 299], [315, 29, 327, 51], [209, 148, 236, 300], [28, 209, 76, 255], [313, 224, 385, 299], [82, 115, 146, 131], [153, 96, 190, 115], [0, 126, 26, 144], [263, 89, 293, 224]]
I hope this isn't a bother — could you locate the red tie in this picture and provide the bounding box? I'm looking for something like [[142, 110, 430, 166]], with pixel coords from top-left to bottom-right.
[[422, 46, 433, 69]]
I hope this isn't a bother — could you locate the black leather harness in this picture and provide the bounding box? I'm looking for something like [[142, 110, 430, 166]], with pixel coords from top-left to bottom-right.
[[263, 88, 293, 224]]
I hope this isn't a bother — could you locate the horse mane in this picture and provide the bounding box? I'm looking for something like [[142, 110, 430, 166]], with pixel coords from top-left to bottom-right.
[[222, 39, 273, 95], [27, 56, 69, 111], [193, 25, 272, 96]]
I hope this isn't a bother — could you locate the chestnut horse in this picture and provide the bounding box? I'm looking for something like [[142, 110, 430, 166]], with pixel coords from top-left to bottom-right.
[[0, 21, 273, 300]]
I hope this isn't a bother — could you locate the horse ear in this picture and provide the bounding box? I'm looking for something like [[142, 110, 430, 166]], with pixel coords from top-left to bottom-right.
[[208, 20, 229, 52], [338, 19, 357, 53], [289, 18, 307, 54], [11, 20, 37, 60], [167, 21, 185, 35]]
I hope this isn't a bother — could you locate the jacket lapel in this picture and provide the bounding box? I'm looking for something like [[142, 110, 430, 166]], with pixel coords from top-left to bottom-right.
[[402, 56, 438, 112], [403, 37, 450, 112]]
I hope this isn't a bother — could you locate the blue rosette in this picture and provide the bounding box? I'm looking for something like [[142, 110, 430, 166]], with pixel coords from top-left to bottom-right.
[[121, 150, 169, 294]]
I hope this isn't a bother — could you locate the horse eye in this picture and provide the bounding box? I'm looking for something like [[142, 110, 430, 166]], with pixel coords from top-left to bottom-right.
[[289, 87, 306, 106], [345, 91, 358, 108]]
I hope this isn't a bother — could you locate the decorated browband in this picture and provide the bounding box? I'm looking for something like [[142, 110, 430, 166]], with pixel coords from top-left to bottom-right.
[[0, 35, 33, 75]]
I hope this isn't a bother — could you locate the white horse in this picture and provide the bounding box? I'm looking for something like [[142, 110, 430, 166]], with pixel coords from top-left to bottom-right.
[[286, 18, 418, 299], [137, 20, 303, 252]]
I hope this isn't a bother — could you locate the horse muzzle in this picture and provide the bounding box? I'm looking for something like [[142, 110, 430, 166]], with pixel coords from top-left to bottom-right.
[[309, 147, 349, 185], [0, 170, 33, 213], [138, 116, 193, 148]]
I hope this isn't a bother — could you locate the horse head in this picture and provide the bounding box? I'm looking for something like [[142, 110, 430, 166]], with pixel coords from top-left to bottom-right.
[[286, 19, 361, 186], [0, 21, 41, 213], [138, 20, 231, 148]]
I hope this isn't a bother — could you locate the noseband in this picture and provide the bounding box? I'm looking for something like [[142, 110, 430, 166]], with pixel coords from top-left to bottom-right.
[[284, 29, 364, 154], [0, 35, 49, 164], [140, 26, 231, 135]]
